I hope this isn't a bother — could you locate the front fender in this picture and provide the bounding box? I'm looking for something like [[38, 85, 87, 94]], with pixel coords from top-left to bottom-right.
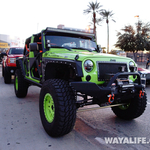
[[43, 58, 83, 77]]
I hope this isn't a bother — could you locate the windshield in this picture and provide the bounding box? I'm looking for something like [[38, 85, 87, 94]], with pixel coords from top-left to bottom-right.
[[45, 34, 97, 51], [8, 48, 24, 55]]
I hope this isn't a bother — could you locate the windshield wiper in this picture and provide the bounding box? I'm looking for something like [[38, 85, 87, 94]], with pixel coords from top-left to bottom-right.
[[71, 47, 92, 52], [51, 46, 72, 51]]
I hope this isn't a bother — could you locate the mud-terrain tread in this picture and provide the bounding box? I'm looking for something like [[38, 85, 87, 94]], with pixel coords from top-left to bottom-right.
[[39, 79, 76, 137], [2, 64, 4, 77], [112, 93, 147, 120], [14, 69, 28, 98], [4, 67, 11, 84]]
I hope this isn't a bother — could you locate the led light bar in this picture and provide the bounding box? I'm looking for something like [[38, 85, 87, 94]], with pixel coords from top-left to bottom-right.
[[46, 27, 95, 37]]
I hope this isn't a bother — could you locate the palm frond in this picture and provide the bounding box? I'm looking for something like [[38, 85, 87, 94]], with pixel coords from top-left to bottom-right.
[[83, 1, 103, 14], [83, 1, 103, 35], [100, 9, 116, 22]]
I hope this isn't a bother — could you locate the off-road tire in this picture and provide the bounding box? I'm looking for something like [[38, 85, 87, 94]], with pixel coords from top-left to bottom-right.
[[14, 69, 28, 98], [112, 93, 147, 120], [2, 64, 4, 77], [39, 79, 76, 137], [4, 67, 11, 84]]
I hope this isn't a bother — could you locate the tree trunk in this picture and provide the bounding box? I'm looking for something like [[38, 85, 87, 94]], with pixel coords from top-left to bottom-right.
[[107, 19, 109, 53], [93, 12, 97, 42]]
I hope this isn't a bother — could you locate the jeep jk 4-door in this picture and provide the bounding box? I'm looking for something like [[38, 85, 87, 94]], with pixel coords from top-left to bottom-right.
[[14, 27, 147, 137]]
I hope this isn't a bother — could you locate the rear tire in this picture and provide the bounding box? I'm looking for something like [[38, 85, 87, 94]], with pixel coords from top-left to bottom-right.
[[14, 69, 28, 98], [39, 79, 76, 137], [4, 67, 11, 84], [112, 93, 147, 120], [2, 64, 4, 77]]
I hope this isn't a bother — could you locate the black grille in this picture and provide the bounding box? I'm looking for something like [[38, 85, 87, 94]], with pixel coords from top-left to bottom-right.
[[98, 62, 127, 81]]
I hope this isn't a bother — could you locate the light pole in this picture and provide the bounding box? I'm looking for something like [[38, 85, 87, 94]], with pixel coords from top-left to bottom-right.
[[106, 18, 109, 53], [135, 15, 139, 34], [134, 15, 139, 61]]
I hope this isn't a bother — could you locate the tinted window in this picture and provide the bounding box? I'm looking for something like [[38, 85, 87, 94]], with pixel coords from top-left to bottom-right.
[[8, 48, 24, 55], [46, 34, 97, 51]]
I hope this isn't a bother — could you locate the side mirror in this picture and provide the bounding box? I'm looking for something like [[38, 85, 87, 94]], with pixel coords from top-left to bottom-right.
[[1, 52, 7, 58], [29, 43, 38, 51], [97, 45, 102, 53]]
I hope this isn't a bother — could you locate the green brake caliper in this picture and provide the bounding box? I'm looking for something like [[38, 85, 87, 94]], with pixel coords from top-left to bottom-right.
[[43, 93, 55, 123]]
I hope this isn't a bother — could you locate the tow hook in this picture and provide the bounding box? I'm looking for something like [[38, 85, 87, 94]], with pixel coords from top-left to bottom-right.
[[108, 94, 115, 104], [139, 90, 144, 99]]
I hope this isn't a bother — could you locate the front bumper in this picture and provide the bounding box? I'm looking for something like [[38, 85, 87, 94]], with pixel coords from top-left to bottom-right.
[[71, 72, 145, 104]]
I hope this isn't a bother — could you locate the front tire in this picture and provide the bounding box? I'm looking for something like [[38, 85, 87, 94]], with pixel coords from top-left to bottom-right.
[[14, 69, 28, 98], [39, 79, 76, 137], [112, 93, 147, 120]]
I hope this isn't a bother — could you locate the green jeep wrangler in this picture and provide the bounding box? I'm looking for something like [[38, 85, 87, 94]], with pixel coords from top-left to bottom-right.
[[14, 27, 147, 137]]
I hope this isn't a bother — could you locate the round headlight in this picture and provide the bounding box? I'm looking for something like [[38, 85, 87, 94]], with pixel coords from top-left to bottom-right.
[[84, 60, 93, 72], [129, 61, 134, 67], [129, 61, 136, 72]]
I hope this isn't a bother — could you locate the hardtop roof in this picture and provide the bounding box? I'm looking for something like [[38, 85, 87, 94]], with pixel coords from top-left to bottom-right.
[[25, 27, 95, 44]]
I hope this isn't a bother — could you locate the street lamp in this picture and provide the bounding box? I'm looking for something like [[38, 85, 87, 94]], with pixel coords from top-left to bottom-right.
[[134, 15, 140, 61]]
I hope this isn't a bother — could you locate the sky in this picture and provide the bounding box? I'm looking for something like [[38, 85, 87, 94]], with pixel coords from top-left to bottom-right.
[[0, 0, 150, 50]]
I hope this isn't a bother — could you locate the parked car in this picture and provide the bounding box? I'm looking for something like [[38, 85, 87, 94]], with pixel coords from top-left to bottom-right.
[[2, 47, 24, 83], [138, 67, 150, 84]]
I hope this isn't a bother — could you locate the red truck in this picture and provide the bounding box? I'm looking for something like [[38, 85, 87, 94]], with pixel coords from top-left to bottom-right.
[[1, 47, 24, 83]]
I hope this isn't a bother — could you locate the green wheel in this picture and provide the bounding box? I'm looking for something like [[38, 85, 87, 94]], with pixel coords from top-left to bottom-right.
[[15, 76, 18, 91], [39, 79, 76, 137], [14, 69, 28, 98], [112, 93, 147, 120], [118, 103, 130, 110], [43, 93, 55, 123]]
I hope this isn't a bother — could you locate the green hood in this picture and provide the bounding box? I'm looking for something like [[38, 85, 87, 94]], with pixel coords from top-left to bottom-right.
[[43, 48, 133, 63]]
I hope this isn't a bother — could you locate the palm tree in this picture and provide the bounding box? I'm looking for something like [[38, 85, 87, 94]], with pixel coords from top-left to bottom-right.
[[115, 25, 136, 53], [100, 10, 116, 53], [135, 20, 150, 51], [83, 1, 103, 39], [115, 22, 150, 61]]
